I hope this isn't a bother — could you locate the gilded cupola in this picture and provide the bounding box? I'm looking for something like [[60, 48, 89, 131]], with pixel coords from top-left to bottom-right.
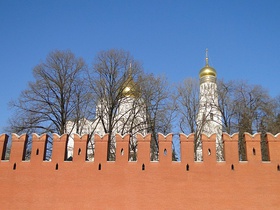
[[199, 49, 217, 83], [199, 49, 217, 78], [121, 65, 139, 98]]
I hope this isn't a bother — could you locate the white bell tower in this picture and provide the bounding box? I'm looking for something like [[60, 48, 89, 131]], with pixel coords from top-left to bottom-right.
[[196, 49, 223, 161]]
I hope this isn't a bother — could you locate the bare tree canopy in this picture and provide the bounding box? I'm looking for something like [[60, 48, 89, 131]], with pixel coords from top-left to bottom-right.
[[176, 78, 200, 134], [139, 73, 174, 160], [176, 78, 280, 135], [5, 49, 280, 162], [87, 49, 173, 160], [8, 50, 88, 135]]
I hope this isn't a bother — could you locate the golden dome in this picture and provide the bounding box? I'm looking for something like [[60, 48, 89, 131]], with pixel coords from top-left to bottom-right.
[[122, 80, 137, 97], [199, 49, 217, 78], [121, 68, 139, 98], [199, 64, 217, 78]]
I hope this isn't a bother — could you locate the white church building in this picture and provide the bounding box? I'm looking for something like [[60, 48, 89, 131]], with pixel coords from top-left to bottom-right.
[[66, 70, 147, 160]]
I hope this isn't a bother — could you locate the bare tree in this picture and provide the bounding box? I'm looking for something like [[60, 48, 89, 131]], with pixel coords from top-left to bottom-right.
[[217, 79, 238, 134], [230, 81, 271, 160], [265, 95, 280, 135], [176, 78, 200, 134], [87, 49, 144, 160], [7, 50, 88, 158], [139, 74, 174, 160]]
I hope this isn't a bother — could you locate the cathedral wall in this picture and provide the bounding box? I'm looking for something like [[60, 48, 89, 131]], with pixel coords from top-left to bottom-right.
[[0, 133, 280, 209]]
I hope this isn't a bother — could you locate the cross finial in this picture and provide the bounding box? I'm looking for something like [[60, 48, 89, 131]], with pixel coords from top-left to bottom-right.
[[205, 48, 209, 66], [128, 63, 133, 76]]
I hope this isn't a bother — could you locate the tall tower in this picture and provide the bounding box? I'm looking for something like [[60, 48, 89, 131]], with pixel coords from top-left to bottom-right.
[[196, 50, 223, 161]]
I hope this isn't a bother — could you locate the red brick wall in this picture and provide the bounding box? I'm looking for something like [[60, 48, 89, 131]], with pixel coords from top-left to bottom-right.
[[0, 133, 279, 210]]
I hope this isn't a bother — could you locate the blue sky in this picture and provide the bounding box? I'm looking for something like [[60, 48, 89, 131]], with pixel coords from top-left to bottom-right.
[[1, 0, 280, 133]]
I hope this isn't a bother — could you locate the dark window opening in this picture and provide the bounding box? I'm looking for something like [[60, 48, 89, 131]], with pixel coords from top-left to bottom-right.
[[142, 164, 145, 171], [98, 163, 102, 170], [186, 164, 189, 171], [164, 149, 167, 156], [55, 163, 59, 170]]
